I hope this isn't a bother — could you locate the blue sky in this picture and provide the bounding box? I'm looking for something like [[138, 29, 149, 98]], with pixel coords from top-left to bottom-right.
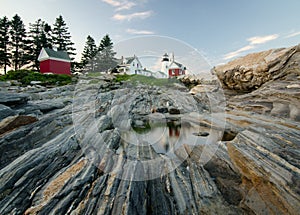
[[1, 0, 300, 65]]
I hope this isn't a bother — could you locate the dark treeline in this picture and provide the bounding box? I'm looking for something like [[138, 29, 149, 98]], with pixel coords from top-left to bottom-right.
[[0, 14, 117, 74], [80, 34, 117, 73]]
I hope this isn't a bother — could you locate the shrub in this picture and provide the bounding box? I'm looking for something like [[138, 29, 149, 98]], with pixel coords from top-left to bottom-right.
[[0, 70, 72, 86]]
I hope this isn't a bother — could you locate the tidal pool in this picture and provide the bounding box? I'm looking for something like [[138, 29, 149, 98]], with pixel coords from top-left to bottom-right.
[[120, 115, 211, 156]]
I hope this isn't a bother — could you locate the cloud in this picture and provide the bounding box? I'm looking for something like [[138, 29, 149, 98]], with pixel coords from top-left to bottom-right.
[[113, 10, 153, 21], [223, 45, 255, 60], [286, 31, 300, 38], [102, 0, 136, 11], [102, 0, 121, 7], [116, 2, 136, 11], [126, 28, 154, 35], [223, 34, 279, 60], [247, 34, 279, 45]]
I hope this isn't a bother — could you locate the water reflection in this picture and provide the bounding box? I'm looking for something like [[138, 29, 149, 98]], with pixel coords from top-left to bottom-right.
[[168, 121, 181, 137], [121, 118, 210, 156]]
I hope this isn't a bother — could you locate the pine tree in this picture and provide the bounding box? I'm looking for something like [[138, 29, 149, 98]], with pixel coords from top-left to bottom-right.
[[95, 34, 117, 72], [52, 15, 76, 59], [81, 35, 98, 72], [10, 14, 30, 70], [28, 19, 52, 71], [0, 16, 11, 74], [99, 34, 113, 52]]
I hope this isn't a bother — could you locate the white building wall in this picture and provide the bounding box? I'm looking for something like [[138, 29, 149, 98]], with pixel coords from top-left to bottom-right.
[[129, 58, 143, 75]]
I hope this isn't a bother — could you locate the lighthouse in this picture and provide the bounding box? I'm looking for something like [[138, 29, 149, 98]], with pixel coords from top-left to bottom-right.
[[161, 53, 170, 75], [159, 52, 186, 78]]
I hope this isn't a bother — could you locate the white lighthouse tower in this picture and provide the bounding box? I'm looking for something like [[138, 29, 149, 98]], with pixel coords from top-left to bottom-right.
[[161, 53, 170, 76]]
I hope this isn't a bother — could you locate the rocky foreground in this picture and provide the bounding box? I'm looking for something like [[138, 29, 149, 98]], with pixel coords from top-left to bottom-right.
[[0, 45, 300, 215]]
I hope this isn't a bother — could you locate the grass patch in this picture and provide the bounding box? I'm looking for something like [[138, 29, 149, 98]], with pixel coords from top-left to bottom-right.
[[114, 74, 133, 82], [114, 74, 180, 87], [0, 70, 72, 86]]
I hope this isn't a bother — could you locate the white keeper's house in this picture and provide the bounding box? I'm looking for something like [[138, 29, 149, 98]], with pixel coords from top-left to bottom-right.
[[116, 55, 143, 75]]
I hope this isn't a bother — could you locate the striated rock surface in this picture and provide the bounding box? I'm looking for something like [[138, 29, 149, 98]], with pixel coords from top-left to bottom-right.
[[214, 44, 300, 123], [0, 45, 300, 215]]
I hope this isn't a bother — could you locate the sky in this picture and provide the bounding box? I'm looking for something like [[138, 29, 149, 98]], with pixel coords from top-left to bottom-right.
[[1, 0, 300, 67]]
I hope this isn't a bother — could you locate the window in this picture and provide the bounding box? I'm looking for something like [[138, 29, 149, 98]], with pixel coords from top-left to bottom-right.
[[133, 63, 135, 66], [172, 70, 175, 75]]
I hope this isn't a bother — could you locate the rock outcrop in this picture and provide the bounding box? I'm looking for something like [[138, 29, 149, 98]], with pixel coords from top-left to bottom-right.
[[190, 44, 300, 214], [0, 45, 299, 215], [213, 44, 300, 92]]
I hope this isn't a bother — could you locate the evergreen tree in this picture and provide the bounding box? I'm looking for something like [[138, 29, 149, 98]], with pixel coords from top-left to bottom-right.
[[28, 19, 52, 71], [95, 34, 117, 72], [0, 16, 11, 74], [52, 15, 76, 59], [98, 34, 113, 52], [43, 23, 52, 44], [10, 14, 30, 70], [81, 35, 98, 72]]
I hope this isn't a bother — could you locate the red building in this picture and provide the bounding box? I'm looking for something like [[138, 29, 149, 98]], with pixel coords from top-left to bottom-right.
[[38, 48, 71, 75], [168, 61, 186, 77]]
